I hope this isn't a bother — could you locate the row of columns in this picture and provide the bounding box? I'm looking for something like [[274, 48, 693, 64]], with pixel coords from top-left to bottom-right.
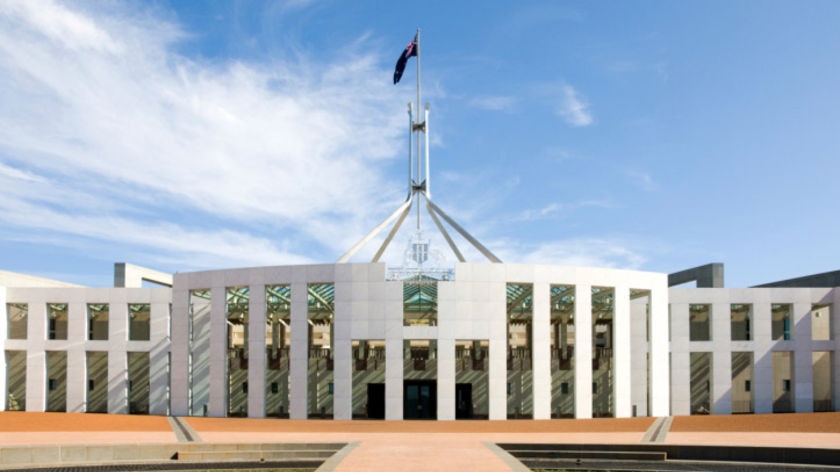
[[170, 280, 670, 419], [1, 295, 169, 414], [670, 297, 840, 415]]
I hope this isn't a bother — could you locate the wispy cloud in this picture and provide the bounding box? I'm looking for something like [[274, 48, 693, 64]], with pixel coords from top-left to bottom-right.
[[0, 163, 46, 183], [626, 169, 657, 191], [468, 95, 516, 112], [509, 199, 614, 223], [511, 203, 561, 222], [498, 237, 648, 269], [557, 85, 594, 127], [539, 146, 577, 162], [0, 0, 406, 271]]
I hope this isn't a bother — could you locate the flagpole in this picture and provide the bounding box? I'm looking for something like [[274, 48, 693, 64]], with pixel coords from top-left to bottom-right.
[[414, 28, 422, 232], [407, 102, 413, 196], [425, 102, 430, 200]]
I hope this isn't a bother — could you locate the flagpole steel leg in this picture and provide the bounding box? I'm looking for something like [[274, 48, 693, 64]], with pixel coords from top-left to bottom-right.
[[427, 200, 502, 263], [425, 198, 465, 262], [337, 196, 413, 263], [372, 200, 414, 263]]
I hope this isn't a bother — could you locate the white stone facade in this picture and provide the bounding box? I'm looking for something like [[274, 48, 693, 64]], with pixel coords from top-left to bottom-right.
[[2, 262, 837, 419]]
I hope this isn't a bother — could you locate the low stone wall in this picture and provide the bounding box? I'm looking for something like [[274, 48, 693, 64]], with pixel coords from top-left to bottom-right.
[[499, 443, 840, 468], [0, 442, 347, 468]]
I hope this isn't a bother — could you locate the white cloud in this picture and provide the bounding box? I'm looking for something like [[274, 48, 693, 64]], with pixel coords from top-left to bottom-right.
[[626, 169, 657, 191], [539, 146, 577, 162], [498, 237, 648, 269], [0, 163, 45, 183], [0, 0, 407, 270], [557, 85, 594, 127], [508, 199, 615, 223], [0, 0, 126, 54], [513, 203, 561, 222], [468, 95, 516, 112]]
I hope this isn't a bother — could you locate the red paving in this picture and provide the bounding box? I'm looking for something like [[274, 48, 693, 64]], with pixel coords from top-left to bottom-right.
[[1, 412, 839, 471], [186, 415, 656, 433], [669, 411, 840, 432], [0, 411, 171, 432]]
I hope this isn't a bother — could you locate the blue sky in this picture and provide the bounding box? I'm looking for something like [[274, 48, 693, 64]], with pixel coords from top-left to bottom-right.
[[1, 0, 839, 288]]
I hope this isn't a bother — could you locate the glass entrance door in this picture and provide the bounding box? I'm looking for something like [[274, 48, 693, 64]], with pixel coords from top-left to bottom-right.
[[404, 380, 436, 419], [456, 383, 473, 419]]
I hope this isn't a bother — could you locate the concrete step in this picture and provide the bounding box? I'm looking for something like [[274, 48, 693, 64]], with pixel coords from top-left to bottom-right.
[[176, 449, 336, 461], [506, 449, 667, 461], [178, 442, 346, 452]]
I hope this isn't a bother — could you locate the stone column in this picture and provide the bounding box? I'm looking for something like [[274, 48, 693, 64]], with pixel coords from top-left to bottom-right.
[[248, 284, 266, 418], [648, 285, 670, 417], [531, 282, 551, 419], [574, 283, 593, 419], [208, 285, 227, 417], [169, 283, 190, 416], [613, 286, 632, 417], [289, 281, 309, 419]]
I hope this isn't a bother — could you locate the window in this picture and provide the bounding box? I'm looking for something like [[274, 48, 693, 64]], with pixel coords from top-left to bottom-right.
[[783, 379, 791, 392], [129, 304, 151, 341], [771, 304, 792, 341], [731, 304, 752, 341], [87, 304, 109, 341], [689, 304, 711, 341], [47, 303, 68, 340], [6, 303, 28, 340]]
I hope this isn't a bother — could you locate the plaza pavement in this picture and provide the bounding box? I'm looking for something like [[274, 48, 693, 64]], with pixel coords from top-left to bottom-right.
[[1, 411, 839, 471]]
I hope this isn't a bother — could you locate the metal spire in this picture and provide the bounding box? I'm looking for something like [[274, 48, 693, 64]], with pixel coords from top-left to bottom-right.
[[337, 30, 501, 265]]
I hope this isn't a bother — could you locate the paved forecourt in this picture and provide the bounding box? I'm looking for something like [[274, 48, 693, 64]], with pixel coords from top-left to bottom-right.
[[1, 412, 840, 471]]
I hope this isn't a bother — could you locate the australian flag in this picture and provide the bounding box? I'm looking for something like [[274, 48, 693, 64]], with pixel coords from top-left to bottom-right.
[[393, 34, 418, 84]]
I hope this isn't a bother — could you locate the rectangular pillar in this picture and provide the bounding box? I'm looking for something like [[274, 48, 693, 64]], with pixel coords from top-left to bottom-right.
[[793, 301, 814, 412], [289, 282, 308, 419], [191, 293, 212, 416], [531, 282, 551, 419], [648, 286, 670, 416], [149, 301, 170, 415], [385, 336, 403, 420], [613, 286, 632, 417], [630, 298, 650, 417], [332, 337, 352, 420], [488, 282, 508, 420], [169, 285, 190, 416], [208, 285, 227, 417], [247, 284, 267, 418], [22, 298, 44, 411], [752, 299, 773, 414], [62, 302, 84, 413], [437, 337, 455, 420], [574, 283, 592, 419]]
